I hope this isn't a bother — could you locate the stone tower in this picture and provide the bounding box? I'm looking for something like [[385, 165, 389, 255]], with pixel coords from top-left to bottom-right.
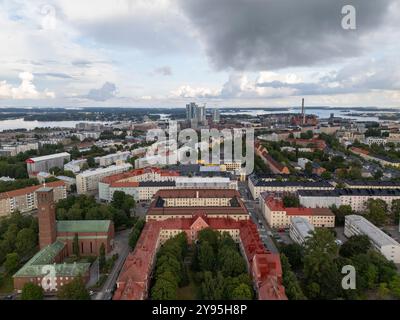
[[37, 187, 57, 249]]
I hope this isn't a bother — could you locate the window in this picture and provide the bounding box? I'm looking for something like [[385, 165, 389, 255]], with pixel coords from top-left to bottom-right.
[[90, 242, 93, 253]]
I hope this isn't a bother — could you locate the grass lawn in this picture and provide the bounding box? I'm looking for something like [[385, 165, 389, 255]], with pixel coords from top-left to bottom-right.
[[0, 274, 14, 294], [176, 270, 199, 300]]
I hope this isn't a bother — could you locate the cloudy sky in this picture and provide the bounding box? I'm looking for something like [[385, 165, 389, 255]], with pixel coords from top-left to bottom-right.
[[0, 0, 399, 108]]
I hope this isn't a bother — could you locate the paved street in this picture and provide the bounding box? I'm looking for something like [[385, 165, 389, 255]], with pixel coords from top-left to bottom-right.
[[94, 229, 131, 300], [238, 182, 279, 253]]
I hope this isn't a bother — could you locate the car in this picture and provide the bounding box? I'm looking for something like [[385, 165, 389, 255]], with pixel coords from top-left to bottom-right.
[[335, 239, 343, 246]]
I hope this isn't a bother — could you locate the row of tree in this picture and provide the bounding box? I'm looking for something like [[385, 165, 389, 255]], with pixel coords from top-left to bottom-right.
[[151, 233, 189, 300], [192, 229, 253, 300], [128, 219, 146, 250]]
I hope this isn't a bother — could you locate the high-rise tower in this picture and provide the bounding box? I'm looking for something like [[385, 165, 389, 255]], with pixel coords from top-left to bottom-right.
[[37, 187, 57, 249], [301, 98, 306, 125]]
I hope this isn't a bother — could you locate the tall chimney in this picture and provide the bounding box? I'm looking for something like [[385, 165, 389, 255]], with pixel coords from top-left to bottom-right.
[[301, 98, 305, 125]]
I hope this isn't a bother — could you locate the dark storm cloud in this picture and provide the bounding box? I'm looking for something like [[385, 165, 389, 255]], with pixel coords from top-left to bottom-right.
[[179, 0, 394, 71]]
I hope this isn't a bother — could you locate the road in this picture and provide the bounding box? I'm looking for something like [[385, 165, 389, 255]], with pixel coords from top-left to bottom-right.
[[238, 182, 279, 253], [94, 229, 131, 300]]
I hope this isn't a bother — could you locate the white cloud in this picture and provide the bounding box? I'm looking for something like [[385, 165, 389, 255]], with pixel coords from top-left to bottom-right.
[[0, 72, 55, 99]]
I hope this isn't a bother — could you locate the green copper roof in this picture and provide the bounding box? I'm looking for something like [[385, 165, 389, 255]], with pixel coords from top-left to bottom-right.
[[56, 220, 111, 233], [13, 241, 90, 278]]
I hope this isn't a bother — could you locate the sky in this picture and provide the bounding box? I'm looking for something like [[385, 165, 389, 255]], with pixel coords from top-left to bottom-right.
[[0, 0, 399, 109]]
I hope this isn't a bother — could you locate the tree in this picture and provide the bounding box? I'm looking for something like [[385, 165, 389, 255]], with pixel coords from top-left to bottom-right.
[[201, 271, 225, 300], [21, 283, 44, 300], [331, 205, 353, 226], [72, 234, 80, 257], [151, 277, 178, 300], [339, 235, 371, 258], [391, 199, 400, 224], [15, 228, 37, 256], [365, 199, 387, 227], [280, 244, 304, 270], [219, 248, 246, 277], [4, 252, 19, 274], [198, 241, 215, 271], [303, 229, 341, 299], [374, 170, 383, 180], [57, 276, 90, 300], [280, 254, 307, 300], [304, 162, 313, 175], [99, 243, 106, 272], [87, 157, 96, 168], [231, 283, 252, 300], [283, 195, 300, 208]]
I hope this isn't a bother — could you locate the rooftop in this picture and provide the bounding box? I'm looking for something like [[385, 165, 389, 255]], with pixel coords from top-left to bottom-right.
[[57, 220, 112, 233], [291, 217, 315, 239], [346, 215, 400, 247], [77, 163, 132, 178], [13, 240, 90, 278], [26, 152, 70, 163], [0, 181, 65, 200]]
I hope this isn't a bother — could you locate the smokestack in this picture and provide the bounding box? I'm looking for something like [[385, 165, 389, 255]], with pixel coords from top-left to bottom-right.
[[301, 98, 305, 125]]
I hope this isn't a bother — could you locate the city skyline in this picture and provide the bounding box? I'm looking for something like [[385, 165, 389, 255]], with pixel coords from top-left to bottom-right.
[[0, 0, 399, 108]]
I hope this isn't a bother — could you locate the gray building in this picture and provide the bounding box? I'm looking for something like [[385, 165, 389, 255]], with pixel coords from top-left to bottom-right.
[[26, 152, 71, 176]]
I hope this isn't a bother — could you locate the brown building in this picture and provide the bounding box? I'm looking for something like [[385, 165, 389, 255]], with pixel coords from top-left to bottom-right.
[[147, 189, 250, 221], [13, 187, 114, 293]]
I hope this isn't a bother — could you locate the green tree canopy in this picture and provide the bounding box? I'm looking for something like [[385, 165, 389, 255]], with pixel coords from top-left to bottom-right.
[[21, 283, 44, 300], [57, 276, 90, 300]]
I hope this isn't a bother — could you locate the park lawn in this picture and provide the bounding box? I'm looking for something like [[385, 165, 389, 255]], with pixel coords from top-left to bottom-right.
[[176, 270, 199, 300], [0, 274, 14, 294]]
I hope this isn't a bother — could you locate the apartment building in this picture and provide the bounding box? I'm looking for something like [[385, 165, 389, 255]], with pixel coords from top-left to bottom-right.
[[344, 180, 400, 189], [114, 216, 286, 300], [0, 142, 39, 157], [76, 163, 132, 194], [260, 193, 335, 229], [72, 132, 101, 142], [345, 215, 400, 263], [147, 189, 249, 221], [298, 188, 400, 212], [0, 181, 67, 217], [26, 152, 71, 176], [248, 174, 334, 199], [64, 159, 87, 173], [350, 147, 400, 168], [287, 138, 327, 151], [96, 151, 131, 167], [289, 217, 315, 245], [98, 167, 237, 202]]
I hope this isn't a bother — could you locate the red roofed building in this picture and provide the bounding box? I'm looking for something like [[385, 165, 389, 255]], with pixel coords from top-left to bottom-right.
[[113, 215, 287, 300], [0, 181, 67, 217], [287, 138, 327, 151], [255, 142, 290, 174], [260, 193, 335, 229]]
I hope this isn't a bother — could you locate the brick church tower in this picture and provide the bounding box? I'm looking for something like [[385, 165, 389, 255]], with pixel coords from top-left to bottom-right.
[[37, 187, 57, 249]]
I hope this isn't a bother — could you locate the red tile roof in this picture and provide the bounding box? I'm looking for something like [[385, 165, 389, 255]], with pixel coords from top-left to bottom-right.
[[113, 216, 287, 301], [0, 181, 66, 200], [101, 167, 180, 185], [262, 194, 334, 217]]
